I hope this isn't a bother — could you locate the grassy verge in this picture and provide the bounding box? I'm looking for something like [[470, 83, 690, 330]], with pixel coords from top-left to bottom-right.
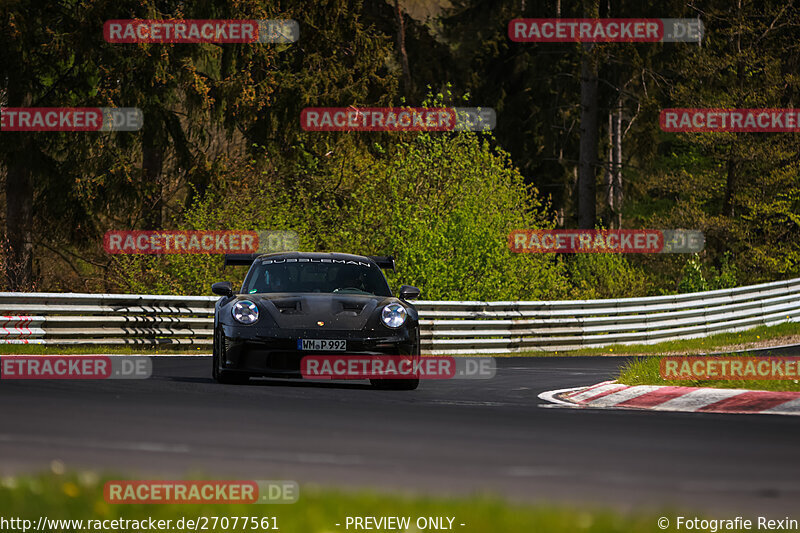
[[617, 356, 800, 392], [512, 322, 800, 357], [0, 471, 673, 533], [0, 344, 209, 355]]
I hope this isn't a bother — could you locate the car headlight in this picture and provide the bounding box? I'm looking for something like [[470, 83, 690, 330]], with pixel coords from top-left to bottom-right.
[[381, 303, 407, 328], [232, 300, 259, 325]]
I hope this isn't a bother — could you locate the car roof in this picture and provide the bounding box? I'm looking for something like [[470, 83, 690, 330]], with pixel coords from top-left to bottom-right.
[[255, 251, 376, 264]]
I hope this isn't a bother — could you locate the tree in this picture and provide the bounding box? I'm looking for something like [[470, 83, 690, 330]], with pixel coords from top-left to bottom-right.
[[651, 0, 800, 282], [577, 6, 599, 230]]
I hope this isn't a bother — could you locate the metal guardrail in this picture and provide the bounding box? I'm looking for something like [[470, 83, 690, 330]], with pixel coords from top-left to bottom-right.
[[0, 293, 216, 346], [1, 278, 799, 354]]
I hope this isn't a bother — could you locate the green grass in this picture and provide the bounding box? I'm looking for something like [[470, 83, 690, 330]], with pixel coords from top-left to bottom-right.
[[0, 471, 678, 533], [617, 355, 800, 392], [511, 321, 800, 358], [0, 344, 209, 355]]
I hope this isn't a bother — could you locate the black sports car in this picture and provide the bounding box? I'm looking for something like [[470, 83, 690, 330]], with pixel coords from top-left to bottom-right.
[[211, 251, 422, 389]]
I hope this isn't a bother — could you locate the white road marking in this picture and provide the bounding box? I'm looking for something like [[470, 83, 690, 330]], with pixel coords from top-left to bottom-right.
[[537, 385, 587, 406], [764, 397, 800, 415], [566, 382, 622, 402], [540, 382, 800, 416], [650, 388, 747, 412], [585, 385, 662, 407]]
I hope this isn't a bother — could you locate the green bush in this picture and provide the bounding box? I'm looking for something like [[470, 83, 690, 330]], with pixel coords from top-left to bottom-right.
[[564, 252, 649, 300], [110, 184, 309, 296], [677, 255, 708, 293], [112, 124, 680, 302], [111, 127, 569, 300], [677, 252, 739, 294]]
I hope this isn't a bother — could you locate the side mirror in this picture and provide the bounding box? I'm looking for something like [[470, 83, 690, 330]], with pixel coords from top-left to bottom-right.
[[399, 285, 421, 300], [211, 281, 234, 297]]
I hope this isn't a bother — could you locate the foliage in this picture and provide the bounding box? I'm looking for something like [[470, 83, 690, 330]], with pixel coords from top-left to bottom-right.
[[1, 471, 674, 533], [677, 252, 739, 294], [114, 103, 572, 300], [2, 0, 799, 299], [564, 252, 649, 300], [618, 354, 800, 392]]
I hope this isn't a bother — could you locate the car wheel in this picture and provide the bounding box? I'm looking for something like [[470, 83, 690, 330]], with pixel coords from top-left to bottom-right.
[[370, 378, 419, 390], [213, 331, 249, 385]]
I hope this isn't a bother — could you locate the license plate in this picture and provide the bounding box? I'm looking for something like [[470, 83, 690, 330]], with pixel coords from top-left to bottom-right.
[[298, 339, 347, 351]]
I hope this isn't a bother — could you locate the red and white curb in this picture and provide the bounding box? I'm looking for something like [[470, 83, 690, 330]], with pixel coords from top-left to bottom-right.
[[539, 381, 800, 416]]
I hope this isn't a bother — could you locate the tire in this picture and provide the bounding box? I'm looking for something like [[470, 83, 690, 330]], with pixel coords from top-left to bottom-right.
[[370, 378, 419, 390], [212, 331, 250, 385]]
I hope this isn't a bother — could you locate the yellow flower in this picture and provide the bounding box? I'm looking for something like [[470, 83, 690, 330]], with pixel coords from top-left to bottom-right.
[[93, 501, 109, 516], [62, 482, 80, 498]]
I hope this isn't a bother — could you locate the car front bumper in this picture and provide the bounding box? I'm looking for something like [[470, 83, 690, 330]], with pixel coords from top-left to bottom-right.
[[218, 324, 420, 378]]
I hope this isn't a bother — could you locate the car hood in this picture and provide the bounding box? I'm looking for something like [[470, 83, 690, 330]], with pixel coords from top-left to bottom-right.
[[241, 293, 394, 330]]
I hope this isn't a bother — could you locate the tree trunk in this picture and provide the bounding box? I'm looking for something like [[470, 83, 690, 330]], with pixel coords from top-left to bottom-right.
[[722, 143, 738, 218], [611, 100, 623, 228], [141, 130, 164, 230], [723, 0, 743, 218], [604, 111, 613, 226], [604, 113, 623, 228], [6, 151, 34, 290], [578, 41, 599, 229], [5, 87, 34, 290], [393, 0, 413, 98]]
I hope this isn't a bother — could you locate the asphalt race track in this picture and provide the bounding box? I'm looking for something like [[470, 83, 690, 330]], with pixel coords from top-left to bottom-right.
[[1, 354, 799, 513]]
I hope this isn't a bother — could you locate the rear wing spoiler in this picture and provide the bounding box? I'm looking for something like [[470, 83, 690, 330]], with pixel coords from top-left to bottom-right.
[[224, 253, 395, 269], [368, 256, 395, 270], [224, 254, 260, 266]]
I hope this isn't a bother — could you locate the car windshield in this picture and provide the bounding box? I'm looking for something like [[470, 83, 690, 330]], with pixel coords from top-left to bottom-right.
[[242, 258, 392, 296]]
